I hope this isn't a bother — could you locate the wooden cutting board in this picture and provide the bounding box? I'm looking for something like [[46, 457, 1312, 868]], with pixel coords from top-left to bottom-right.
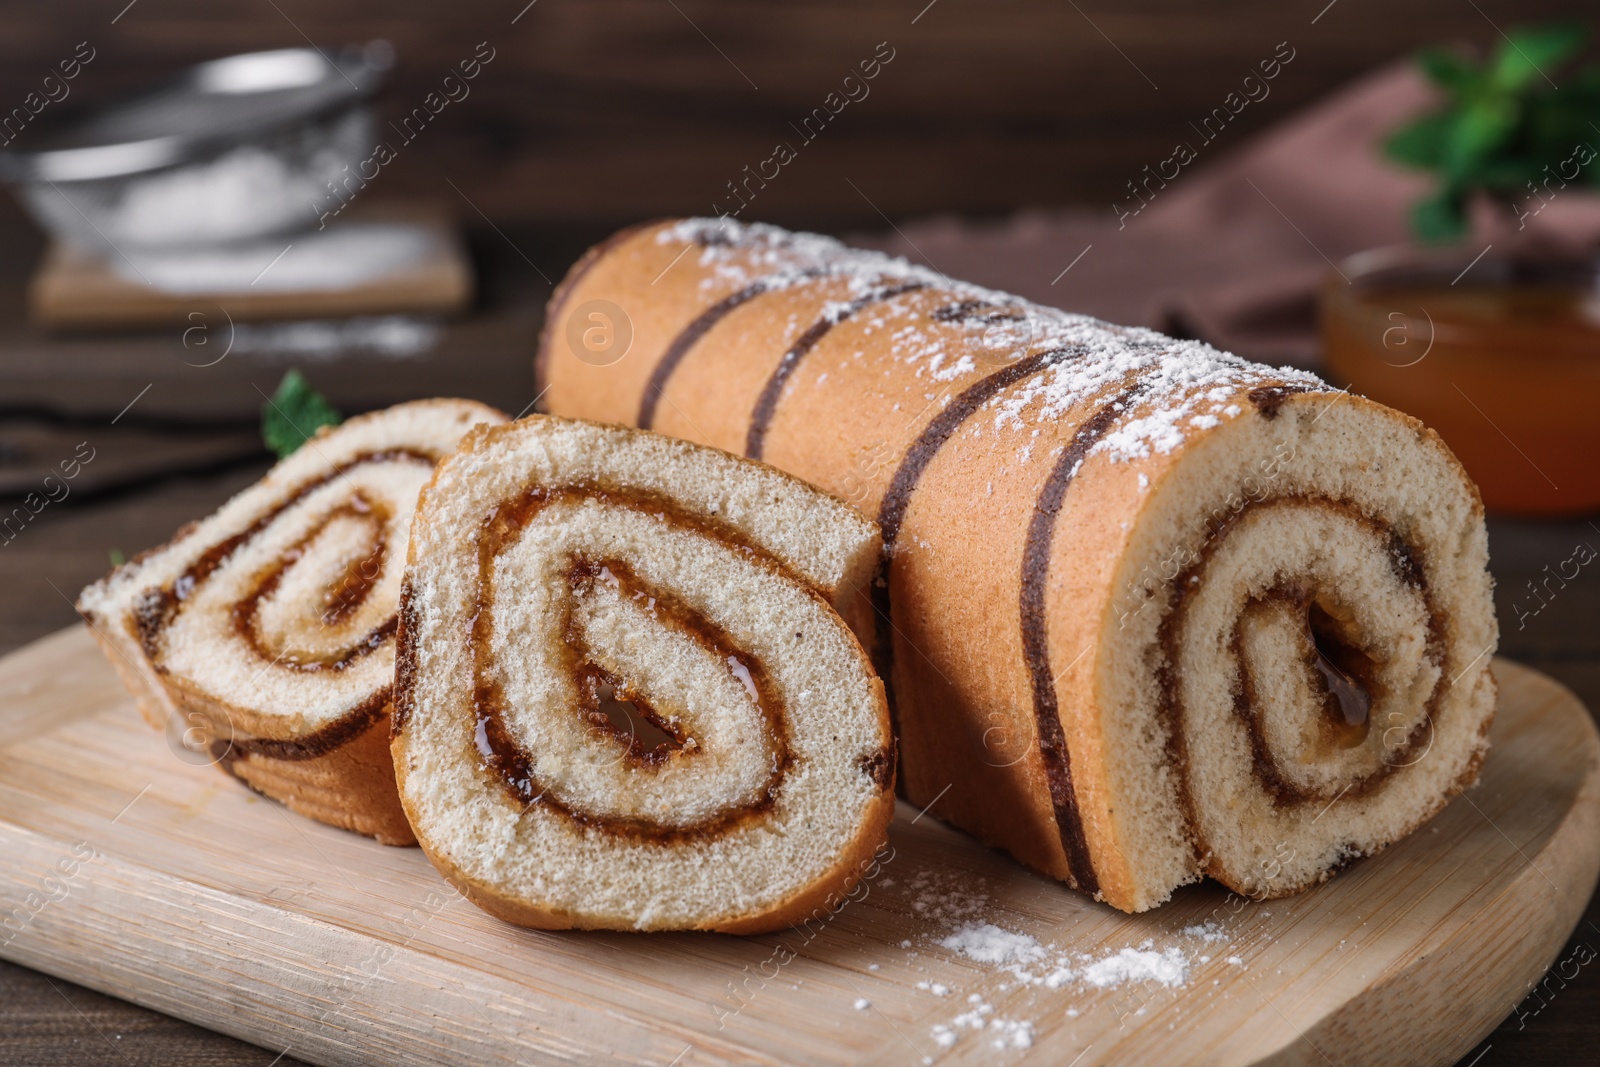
[[1, 626, 1596, 1067], [27, 204, 472, 331]]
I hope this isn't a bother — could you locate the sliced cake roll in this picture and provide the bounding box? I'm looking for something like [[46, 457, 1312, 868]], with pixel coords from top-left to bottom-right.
[[536, 218, 1498, 912], [77, 399, 506, 845], [393, 415, 892, 932]]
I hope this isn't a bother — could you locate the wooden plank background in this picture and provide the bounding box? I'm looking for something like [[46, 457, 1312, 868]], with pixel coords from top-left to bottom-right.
[[0, 0, 1588, 231]]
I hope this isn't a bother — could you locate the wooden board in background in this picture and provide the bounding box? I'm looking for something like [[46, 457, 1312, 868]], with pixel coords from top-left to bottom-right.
[[0, 626, 1595, 1067], [28, 205, 473, 331]]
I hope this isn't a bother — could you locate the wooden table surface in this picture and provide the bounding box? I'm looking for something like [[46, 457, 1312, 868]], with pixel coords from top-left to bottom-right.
[[0, 209, 1596, 1067]]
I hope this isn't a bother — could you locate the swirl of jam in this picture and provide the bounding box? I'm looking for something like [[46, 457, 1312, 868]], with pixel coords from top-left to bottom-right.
[[134, 449, 437, 760], [459, 484, 804, 843], [1159, 495, 1445, 824]]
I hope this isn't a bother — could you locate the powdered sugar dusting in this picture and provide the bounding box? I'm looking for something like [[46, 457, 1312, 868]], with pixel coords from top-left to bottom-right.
[[930, 997, 1036, 1051], [934, 922, 1220, 993], [905, 866, 992, 927], [1079, 946, 1189, 988], [1181, 921, 1229, 943], [656, 218, 1328, 465], [940, 923, 1047, 967], [905, 913, 1253, 1056]]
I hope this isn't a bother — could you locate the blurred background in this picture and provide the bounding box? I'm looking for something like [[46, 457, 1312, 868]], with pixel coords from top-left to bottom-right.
[[0, 0, 1579, 227], [0, 2, 1597, 1064]]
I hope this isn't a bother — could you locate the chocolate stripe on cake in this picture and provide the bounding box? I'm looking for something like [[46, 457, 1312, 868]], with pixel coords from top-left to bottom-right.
[[745, 281, 927, 459], [638, 269, 827, 430], [869, 347, 1087, 767], [1246, 383, 1316, 420], [1019, 383, 1144, 895]]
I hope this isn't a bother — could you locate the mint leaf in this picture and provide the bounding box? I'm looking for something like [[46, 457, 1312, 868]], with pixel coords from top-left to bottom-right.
[[1389, 22, 1599, 241], [1442, 97, 1520, 179], [1384, 113, 1455, 170], [262, 369, 342, 459], [1418, 47, 1481, 94], [1492, 23, 1585, 91]]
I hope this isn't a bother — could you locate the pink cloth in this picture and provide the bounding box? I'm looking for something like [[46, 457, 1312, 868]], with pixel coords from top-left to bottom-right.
[[852, 62, 1600, 369]]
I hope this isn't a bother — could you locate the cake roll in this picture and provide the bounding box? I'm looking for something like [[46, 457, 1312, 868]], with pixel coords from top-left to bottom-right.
[[393, 415, 893, 931], [536, 219, 1498, 912], [78, 399, 506, 845]]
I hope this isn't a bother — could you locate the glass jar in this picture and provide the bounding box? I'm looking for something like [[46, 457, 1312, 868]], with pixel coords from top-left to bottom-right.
[[1321, 244, 1600, 515]]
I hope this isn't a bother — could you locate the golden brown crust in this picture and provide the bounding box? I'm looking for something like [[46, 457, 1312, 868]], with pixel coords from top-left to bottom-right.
[[533, 219, 667, 401], [224, 704, 415, 846], [396, 762, 896, 933], [78, 611, 171, 731], [163, 679, 417, 847]]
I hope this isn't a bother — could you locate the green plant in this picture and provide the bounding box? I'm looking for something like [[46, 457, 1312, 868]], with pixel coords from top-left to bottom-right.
[[1385, 22, 1600, 242], [261, 369, 342, 459]]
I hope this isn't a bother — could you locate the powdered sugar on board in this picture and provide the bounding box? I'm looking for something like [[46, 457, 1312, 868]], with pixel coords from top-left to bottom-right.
[[654, 217, 1328, 465], [876, 867, 1260, 1059], [935, 922, 1237, 993], [930, 996, 1036, 1051], [939, 924, 1047, 968]]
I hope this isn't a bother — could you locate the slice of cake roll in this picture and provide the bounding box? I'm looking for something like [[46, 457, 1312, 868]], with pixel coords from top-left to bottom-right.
[[536, 218, 1499, 912], [77, 399, 506, 845], [392, 415, 893, 932]]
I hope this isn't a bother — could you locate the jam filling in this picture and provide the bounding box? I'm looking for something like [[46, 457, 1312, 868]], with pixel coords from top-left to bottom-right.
[[582, 673, 685, 763], [468, 485, 802, 842], [1307, 601, 1375, 750], [137, 449, 435, 675], [232, 494, 396, 671], [1161, 496, 1445, 812]]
